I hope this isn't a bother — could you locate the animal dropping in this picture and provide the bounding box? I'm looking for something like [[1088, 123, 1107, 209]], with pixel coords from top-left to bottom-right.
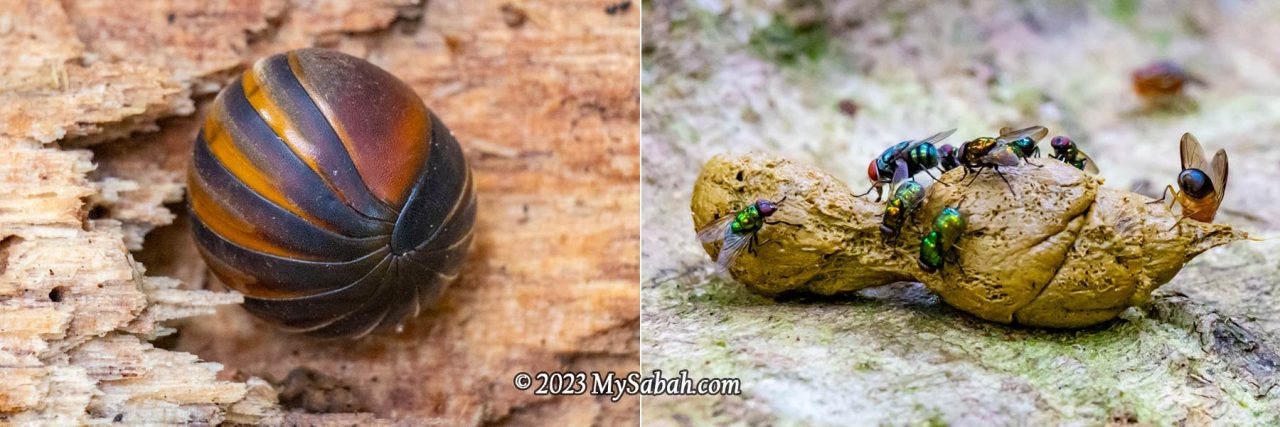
[[692, 152, 1245, 328]]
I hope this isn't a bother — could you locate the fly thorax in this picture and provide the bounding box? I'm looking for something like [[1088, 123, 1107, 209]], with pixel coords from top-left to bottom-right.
[[731, 205, 762, 233], [884, 202, 901, 219], [876, 158, 894, 179]]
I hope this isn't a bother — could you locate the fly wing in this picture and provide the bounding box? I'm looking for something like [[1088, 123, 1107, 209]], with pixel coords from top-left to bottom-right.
[[889, 158, 911, 188], [696, 213, 736, 244], [996, 126, 1049, 144], [895, 129, 958, 165], [983, 143, 1022, 167], [917, 128, 957, 146], [1210, 148, 1228, 205], [906, 183, 926, 211], [896, 141, 925, 162], [1180, 133, 1210, 172], [715, 231, 752, 270], [1079, 149, 1101, 174]]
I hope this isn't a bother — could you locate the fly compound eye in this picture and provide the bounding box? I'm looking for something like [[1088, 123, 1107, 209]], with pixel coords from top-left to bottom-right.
[[1178, 169, 1213, 199], [1051, 136, 1070, 150], [756, 200, 778, 216]]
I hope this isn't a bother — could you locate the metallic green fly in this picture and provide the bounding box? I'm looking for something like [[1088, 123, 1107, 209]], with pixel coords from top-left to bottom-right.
[[1049, 135, 1100, 174], [879, 158, 926, 243], [697, 197, 793, 270], [918, 205, 967, 273]]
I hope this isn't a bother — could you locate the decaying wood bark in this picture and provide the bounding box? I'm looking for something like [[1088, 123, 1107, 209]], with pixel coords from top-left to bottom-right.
[[0, 0, 261, 423], [2, 0, 639, 425]]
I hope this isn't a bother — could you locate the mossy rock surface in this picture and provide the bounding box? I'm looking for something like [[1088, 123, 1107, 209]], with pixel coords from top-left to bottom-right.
[[643, 0, 1280, 424]]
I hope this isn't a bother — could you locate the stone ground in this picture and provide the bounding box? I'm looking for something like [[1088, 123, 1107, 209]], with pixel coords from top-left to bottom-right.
[[641, 1, 1280, 425]]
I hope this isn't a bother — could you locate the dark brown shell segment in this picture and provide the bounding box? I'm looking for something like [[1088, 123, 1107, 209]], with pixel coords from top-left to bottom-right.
[[190, 48, 475, 338], [289, 49, 432, 209], [242, 53, 400, 221], [203, 75, 392, 239]]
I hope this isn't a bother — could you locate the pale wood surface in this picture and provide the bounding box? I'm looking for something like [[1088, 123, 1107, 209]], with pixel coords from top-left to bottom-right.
[[172, 0, 641, 424]]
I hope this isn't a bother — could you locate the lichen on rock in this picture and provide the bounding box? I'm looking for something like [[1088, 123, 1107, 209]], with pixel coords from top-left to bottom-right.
[[692, 151, 1246, 328]]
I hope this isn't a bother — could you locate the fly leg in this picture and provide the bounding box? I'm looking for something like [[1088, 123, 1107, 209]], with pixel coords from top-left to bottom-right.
[[965, 166, 986, 187], [946, 251, 964, 275], [1022, 147, 1043, 167], [953, 256, 968, 276], [1167, 216, 1191, 232], [924, 168, 949, 186], [765, 219, 800, 228], [854, 183, 882, 201], [1147, 185, 1179, 209], [1168, 205, 1209, 231], [756, 230, 789, 249], [905, 199, 927, 236], [993, 166, 1016, 194]]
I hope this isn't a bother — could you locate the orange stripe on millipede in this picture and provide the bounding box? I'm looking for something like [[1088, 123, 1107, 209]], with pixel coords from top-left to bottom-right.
[[197, 243, 262, 296], [188, 167, 308, 260], [204, 102, 324, 228], [241, 67, 332, 191]]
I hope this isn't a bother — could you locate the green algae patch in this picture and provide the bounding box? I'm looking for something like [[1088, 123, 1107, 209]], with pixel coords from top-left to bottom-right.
[[748, 19, 829, 66], [645, 271, 1280, 425]]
